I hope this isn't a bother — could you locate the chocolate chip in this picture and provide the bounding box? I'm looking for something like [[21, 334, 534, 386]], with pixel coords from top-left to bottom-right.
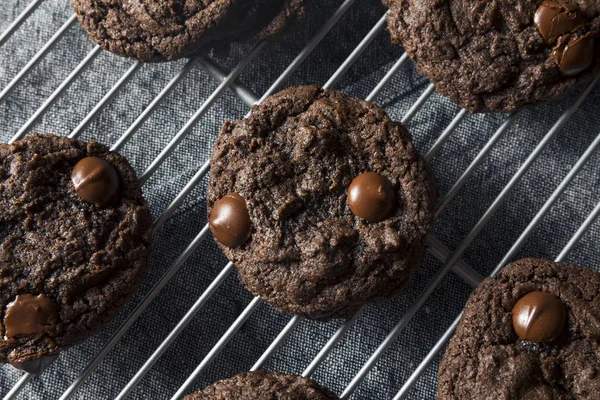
[[4, 294, 58, 339], [554, 33, 595, 76], [71, 156, 120, 206], [534, 1, 584, 43], [533, 1, 595, 77], [348, 172, 395, 222], [209, 193, 252, 248], [512, 291, 566, 343]]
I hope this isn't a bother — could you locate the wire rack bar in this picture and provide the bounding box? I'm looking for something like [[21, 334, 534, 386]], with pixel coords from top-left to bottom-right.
[[0, 0, 43, 47], [434, 76, 597, 269], [250, 316, 301, 371], [424, 109, 468, 162], [69, 61, 143, 139], [556, 200, 600, 261], [324, 21, 398, 96], [10, 46, 102, 143], [392, 312, 457, 400], [0, 14, 77, 104], [323, 12, 387, 91], [434, 112, 519, 218], [152, 161, 211, 231], [365, 53, 409, 102], [302, 307, 365, 378], [1, 373, 31, 400], [401, 84, 435, 124]]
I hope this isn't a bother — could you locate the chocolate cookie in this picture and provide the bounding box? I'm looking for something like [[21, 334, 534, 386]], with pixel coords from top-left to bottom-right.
[[208, 85, 438, 320], [383, 0, 600, 112], [72, 0, 306, 62], [438, 258, 600, 399], [0, 134, 152, 372], [185, 371, 338, 399]]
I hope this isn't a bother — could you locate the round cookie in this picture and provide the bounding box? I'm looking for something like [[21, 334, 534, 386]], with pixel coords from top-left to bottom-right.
[[438, 258, 600, 399], [72, 0, 306, 62], [185, 371, 338, 399], [208, 85, 439, 320], [0, 134, 152, 371], [383, 0, 600, 112]]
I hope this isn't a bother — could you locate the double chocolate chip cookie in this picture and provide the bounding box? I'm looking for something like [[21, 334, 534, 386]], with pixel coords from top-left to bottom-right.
[[438, 258, 600, 399], [185, 371, 338, 399], [208, 85, 439, 321], [384, 0, 600, 112], [0, 134, 152, 373], [73, 0, 307, 62]]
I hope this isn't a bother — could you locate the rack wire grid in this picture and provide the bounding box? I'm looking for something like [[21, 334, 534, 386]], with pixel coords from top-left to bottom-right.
[[0, 1, 599, 399]]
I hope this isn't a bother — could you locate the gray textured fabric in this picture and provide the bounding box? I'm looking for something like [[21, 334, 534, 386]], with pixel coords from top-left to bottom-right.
[[0, 1, 599, 399]]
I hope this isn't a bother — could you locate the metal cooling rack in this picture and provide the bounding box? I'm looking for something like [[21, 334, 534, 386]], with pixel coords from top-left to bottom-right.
[[1, 1, 599, 399]]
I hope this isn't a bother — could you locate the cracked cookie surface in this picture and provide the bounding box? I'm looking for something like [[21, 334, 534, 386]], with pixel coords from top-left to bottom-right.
[[383, 0, 600, 112], [208, 85, 438, 321], [73, 0, 306, 62], [0, 134, 152, 364], [185, 371, 338, 399], [438, 258, 600, 399]]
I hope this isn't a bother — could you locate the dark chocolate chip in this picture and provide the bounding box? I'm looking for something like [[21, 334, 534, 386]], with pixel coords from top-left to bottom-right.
[[4, 294, 58, 338], [71, 156, 120, 206], [348, 172, 395, 222], [534, 1, 584, 43], [512, 291, 566, 343], [555, 33, 595, 76], [209, 193, 252, 248]]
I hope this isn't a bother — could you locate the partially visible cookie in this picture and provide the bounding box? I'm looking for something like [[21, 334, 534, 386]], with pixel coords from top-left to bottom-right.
[[185, 371, 338, 399], [383, 0, 600, 112], [438, 258, 600, 399], [0, 134, 152, 372], [72, 0, 306, 62], [208, 85, 438, 320]]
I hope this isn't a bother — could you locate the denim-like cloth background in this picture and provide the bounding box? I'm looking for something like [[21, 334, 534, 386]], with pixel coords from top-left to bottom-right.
[[0, 1, 599, 399]]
